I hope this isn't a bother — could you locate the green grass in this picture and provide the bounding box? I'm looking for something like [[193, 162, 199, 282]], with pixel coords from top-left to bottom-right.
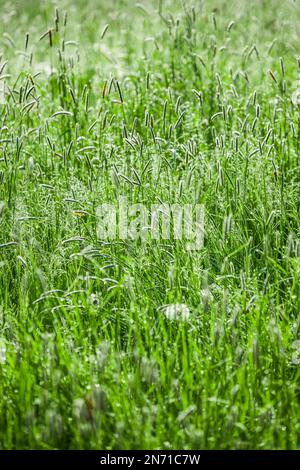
[[0, 0, 300, 449]]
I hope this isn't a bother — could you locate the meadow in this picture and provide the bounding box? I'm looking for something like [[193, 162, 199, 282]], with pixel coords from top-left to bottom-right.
[[0, 0, 300, 449]]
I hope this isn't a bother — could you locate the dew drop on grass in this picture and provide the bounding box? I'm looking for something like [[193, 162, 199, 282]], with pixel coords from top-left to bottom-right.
[[0, 340, 6, 364]]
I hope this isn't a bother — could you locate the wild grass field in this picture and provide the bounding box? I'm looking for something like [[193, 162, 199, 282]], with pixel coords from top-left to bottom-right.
[[0, 0, 300, 450]]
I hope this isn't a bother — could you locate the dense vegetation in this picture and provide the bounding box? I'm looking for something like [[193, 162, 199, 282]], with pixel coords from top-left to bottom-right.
[[0, 0, 300, 449]]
